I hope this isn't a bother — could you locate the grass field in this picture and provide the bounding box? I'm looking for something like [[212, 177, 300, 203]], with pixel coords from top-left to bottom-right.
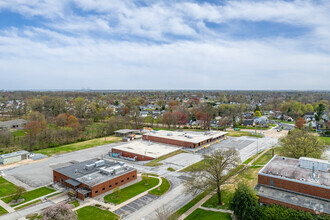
[[0, 177, 20, 198], [0, 206, 8, 216], [226, 130, 263, 138], [242, 151, 263, 164], [273, 120, 295, 124], [319, 136, 330, 145], [77, 206, 119, 220], [149, 177, 170, 196], [15, 199, 41, 210], [144, 150, 186, 167], [2, 187, 56, 207], [180, 159, 206, 172], [185, 208, 232, 220], [12, 130, 25, 137], [104, 177, 159, 204], [69, 200, 80, 208], [252, 147, 282, 165], [35, 136, 121, 156], [202, 190, 232, 210]]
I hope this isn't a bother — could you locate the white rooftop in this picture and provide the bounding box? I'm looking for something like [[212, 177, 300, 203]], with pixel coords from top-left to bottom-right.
[[112, 140, 179, 158], [144, 130, 228, 144]]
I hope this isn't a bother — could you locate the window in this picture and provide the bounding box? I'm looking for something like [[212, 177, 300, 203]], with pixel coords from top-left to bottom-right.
[[115, 182, 118, 185], [121, 180, 124, 183], [109, 185, 112, 188], [127, 177, 130, 180], [270, 179, 274, 187], [95, 191, 98, 194], [132, 175, 135, 178], [102, 188, 105, 191]]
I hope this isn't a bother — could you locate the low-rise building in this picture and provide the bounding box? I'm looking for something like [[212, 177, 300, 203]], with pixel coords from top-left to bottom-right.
[[256, 155, 329, 214], [53, 159, 137, 200], [142, 130, 227, 148], [0, 119, 27, 130], [0, 150, 30, 165]]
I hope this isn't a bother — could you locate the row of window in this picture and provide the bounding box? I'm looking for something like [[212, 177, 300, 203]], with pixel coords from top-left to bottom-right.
[[94, 175, 135, 194]]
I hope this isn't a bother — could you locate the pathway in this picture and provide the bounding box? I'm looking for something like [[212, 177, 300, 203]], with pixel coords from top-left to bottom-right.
[[0, 199, 15, 213]]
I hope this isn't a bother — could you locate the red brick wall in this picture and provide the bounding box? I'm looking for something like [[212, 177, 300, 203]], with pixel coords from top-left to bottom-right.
[[258, 196, 323, 214], [90, 169, 137, 198], [53, 169, 137, 199], [143, 135, 194, 148], [258, 174, 330, 200], [112, 148, 154, 161]]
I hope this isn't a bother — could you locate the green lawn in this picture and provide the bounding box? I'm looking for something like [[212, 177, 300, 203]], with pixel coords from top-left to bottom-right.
[[77, 206, 119, 220], [104, 177, 159, 204], [185, 209, 232, 220], [2, 187, 56, 207], [167, 167, 175, 171], [15, 199, 41, 210], [273, 120, 295, 124], [69, 200, 80, 208], [0, 177, 20, 198], [319, 136, 330, 146], [0, 206, 8, 216], [149, 177, 170, 196], [226, 130, 263, 138], [35, 136, 121, 156], [202, 190, 232, 210], [180, 159, 206, 172], [252, 148, 282, 165], [242, 151, 263, 164], [144, 150, 186, 167], [12, 130, 25, 137]]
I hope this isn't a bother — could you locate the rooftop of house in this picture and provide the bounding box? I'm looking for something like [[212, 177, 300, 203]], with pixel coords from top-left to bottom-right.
[[0, 150, 30, 159], [259, 155, 330, 188], [54, 159, 136, 187], [144, 130, 228, 144], [0, 119, 27, 128], [112, 140, 179, 158]]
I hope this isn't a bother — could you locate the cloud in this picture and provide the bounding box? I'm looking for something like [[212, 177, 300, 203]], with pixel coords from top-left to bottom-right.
[[0, 0, 329, 90]]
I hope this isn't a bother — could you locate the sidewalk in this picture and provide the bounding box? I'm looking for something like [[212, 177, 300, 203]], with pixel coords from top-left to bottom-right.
[[0, 199, 15, 213], [14, 190, 61, 209]]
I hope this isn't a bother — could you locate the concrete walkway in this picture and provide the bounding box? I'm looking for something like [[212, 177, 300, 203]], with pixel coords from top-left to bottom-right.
[[199, 206, 233, 213], [14, 190, 62, 209], [0, 199, 15, 213], [73, 176, 163, 212]]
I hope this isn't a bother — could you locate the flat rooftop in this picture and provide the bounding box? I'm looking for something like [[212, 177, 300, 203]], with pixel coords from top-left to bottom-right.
[[260, 155, 330, 187], [114, 129, 138, 134], [144, 130, 228, 144], [112, 140, 180, 158], [54, 159, 136, 187], [256, 184, 329, 214], [0, 150, 30, 159]]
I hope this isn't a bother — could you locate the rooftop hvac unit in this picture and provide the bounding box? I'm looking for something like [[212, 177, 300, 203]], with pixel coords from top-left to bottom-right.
[[94, 160, 105, 167], [299, 157, 328, 172], [99, 168, 114, 175], [84, 164, 95, 170], [167, 133, 173, 136], [118, 161, 125, 166]]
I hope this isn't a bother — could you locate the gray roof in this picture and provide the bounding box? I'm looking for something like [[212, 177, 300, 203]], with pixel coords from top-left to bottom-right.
[[65, 179, 81, 187], [0, 119, 27, 128], [54, 159, 136, 187], [0, 150, 30, 159], [256, 184, 330, 214], [114, 129, 137, 134]]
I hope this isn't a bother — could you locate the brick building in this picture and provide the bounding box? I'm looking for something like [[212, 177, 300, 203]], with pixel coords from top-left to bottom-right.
[[53, 159, 137, 200], [142, 130, 227, 148], [256, 155, 329, 214]]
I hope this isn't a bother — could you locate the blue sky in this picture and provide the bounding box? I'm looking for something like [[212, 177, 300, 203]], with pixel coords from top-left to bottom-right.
[[0, 0, 329, 90]]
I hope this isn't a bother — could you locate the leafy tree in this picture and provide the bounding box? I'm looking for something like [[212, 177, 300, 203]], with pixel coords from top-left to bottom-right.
[[230, 183, 258, 220], [254, 110, 262, 118], [41, 203, 77, 220], [184, 148, 240, 205], [74, 97, 85, 118], [113, 187, 120, 199], [142, 174, 150, 185], [295, 117, 305, 129], [315, 104, 325, 121], [280, 129, 326, 159], [12, 186, 26, 202]]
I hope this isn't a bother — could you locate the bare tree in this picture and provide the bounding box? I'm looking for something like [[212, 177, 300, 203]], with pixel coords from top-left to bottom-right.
[[184, 148, 240, 205], [41, 203, 77, 220], [154, 205, 177, 220]]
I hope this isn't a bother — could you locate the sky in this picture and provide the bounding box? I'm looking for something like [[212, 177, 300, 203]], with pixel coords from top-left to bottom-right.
[[0, 0, 329, 90]]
